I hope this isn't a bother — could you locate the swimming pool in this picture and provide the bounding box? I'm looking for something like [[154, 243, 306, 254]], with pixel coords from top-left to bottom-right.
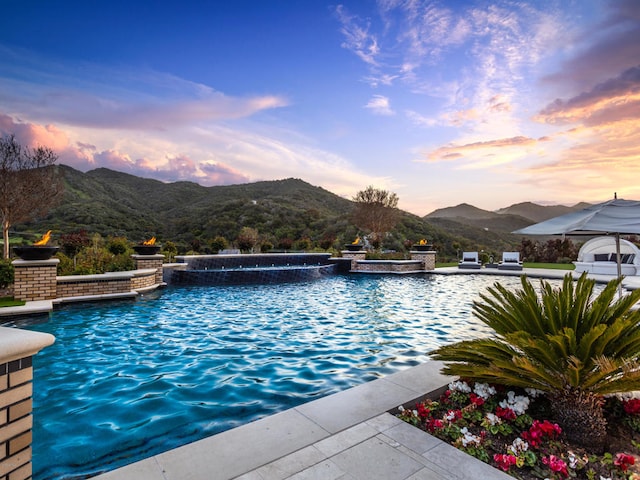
[[24, 273, 556, 479]]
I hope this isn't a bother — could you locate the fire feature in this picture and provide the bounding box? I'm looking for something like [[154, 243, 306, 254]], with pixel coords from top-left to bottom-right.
[[133, 237, 161, 255], [13, 230, 60, 260]]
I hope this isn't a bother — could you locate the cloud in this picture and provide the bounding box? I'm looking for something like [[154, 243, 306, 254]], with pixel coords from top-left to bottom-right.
[[334, 5, 380, 66], [0, 47, 289, 131], [425, 135, 545, 164], [537, 65, 640, 126], [541, 1, 640, 91], [365, 95, 394, 115]]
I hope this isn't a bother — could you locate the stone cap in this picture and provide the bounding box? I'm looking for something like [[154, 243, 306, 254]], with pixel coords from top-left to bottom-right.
[[0, 327, 55, 364]]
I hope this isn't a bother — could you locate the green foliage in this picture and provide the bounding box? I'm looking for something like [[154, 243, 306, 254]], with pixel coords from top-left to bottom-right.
[[260, 241, 273, 253], [161, 241, 178, 261], [294, 238, 312, 251], [0, 259, 13, 288], [56, 246, 134, 275], [433, 273, 640, 394], [107, 236, 130, 255], [209, 236, 228, 253], [431, 273, 640, 449]]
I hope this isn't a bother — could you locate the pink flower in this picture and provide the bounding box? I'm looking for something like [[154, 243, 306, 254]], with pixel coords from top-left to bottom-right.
[[542, 455, 568, 478], [614, 453, 635, 472], [623, 398, 640, 416], [522, 420, 562, 448], [493, 453, 517, 472]]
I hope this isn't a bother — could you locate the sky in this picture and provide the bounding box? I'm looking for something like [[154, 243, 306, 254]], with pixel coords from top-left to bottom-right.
[[1, 0, 639, 216]]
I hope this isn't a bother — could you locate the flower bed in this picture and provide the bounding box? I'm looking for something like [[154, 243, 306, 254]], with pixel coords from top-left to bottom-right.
[[396, 380, 640, 479]]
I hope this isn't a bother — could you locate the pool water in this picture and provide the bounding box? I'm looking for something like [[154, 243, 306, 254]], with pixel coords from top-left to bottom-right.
[[25, 274, 547, 479]]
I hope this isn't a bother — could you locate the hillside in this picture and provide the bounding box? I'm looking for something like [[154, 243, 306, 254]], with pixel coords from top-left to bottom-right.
[[496, 201, 592, 223], [12, 165, 580, 259]]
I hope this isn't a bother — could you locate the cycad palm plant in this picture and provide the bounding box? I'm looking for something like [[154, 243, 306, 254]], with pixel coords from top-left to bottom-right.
[[431, 273, 640, 451]]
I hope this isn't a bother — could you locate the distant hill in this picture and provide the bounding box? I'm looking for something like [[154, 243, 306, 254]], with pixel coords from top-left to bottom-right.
[[496, 202, 592, 223], [13, 165, 589, 259]]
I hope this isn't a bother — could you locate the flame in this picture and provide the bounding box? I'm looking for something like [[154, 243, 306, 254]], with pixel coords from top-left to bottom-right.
[[33, 230, 52, 246], [142, 237, 156, 246], [352, 237, 360, 245], [419, 239, 427, 245]]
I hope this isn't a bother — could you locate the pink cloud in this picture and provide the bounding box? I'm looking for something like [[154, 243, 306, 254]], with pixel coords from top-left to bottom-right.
[[0, 113, 251, 187], [427, 135, 541, 162]]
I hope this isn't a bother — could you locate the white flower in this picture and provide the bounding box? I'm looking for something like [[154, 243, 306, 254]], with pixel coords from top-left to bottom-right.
[[444, 410, 457, 421], [398, 405, 405, 412], [499, 391, 530, 415], [459, 427, 482, 447], [473, 382, 496, 399], [508, 437, 529, 455], [449, 380, 471, 393], [484, 413, 501, 426], [600, 476, 612, 480]]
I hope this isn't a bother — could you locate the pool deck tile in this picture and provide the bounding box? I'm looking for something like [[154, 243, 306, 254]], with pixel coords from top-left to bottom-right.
[[93, 361, 513, 480]]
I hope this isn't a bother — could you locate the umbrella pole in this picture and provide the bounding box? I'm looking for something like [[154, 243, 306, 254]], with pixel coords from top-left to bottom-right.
[[616, 233, 623, 298]]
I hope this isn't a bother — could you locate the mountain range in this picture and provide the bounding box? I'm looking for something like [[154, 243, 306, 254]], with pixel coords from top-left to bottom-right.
[[14, 165, 589, 259]]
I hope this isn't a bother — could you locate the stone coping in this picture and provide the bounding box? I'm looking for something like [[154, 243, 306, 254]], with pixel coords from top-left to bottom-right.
[[11, 258, 60, 266], [356, 260, 422, 264], [0, 326, 55, 363], [56, 268, 158, 283]]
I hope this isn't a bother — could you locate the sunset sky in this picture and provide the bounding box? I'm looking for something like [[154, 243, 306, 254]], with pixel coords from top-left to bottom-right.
[[1, 0, 638, 216]]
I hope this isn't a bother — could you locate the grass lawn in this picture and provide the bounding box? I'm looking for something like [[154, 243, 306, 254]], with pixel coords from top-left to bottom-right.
[[0, 297, 26, 308]]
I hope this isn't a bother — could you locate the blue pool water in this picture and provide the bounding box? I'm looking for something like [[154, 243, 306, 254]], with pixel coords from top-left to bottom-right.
[[23, 274, 552, 479]]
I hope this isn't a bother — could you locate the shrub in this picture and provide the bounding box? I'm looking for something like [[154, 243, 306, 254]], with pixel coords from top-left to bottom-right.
[[209, 236, 228, 253], [107, 237, 130, 255], [431, 273, 640, 451], [0, 259, 13, 289]]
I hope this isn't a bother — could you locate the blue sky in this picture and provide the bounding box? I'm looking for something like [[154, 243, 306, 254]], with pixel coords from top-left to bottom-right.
[[1, 0, 639, 215]]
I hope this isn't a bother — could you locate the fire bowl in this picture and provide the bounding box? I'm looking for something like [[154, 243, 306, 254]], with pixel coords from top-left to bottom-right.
[[133, 245, 161, 255], [344, 244, 364, 251], [13, 245, 60, 261], [412, 244, 432, 251]]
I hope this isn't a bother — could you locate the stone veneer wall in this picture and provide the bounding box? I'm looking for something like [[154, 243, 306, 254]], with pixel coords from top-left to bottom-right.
[[0, 328, 55, 480], [11, 260, 59, 302], [341, 251, 366, 271], [56, 270, 158, 299], [132, 255, 164, 284], [56, 278, 131, 298], [354, 260, 423, 273], [410, 251, 436, 271]]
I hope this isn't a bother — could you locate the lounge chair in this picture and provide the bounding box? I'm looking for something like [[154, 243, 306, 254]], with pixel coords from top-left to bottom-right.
[[458, 252, 481, 269], [498, 252, 523, 270]]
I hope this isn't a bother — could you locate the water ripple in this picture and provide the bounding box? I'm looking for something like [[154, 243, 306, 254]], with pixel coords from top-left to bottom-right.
[[24, 274, 565, 479]]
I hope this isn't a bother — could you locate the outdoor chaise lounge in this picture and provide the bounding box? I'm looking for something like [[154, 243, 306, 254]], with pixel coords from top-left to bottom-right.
[[573, 236, 640, 276], [458, 252, 482, 269], [498, 252, 523, 270]]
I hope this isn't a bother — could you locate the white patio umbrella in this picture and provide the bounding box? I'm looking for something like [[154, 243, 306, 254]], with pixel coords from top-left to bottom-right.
[[513, 196, 640, 295]]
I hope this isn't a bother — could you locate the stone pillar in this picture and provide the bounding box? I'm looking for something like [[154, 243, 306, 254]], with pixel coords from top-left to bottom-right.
[[341, 251, 366, 271], [0, 327, 55, 480], [410, 250, 436, 271], [11, 259, 59, 302], [132, 254, 165, 284]]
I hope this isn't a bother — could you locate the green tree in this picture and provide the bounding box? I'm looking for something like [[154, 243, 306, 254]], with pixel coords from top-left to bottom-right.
[[0, 134, 63, 258], [431, 273, 640, 451], [352, 186, 399, 249], [209, 236, 228, 253]]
